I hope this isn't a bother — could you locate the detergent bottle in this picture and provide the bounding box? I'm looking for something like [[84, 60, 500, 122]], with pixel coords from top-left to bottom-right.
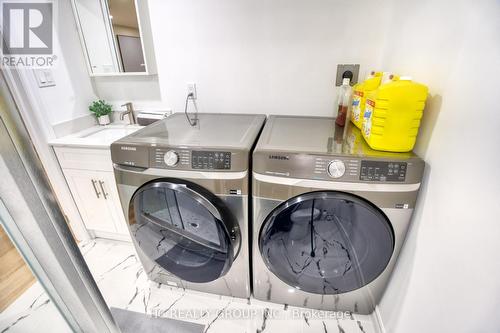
[[361, 76, 428, 152], [350, 71, 382, 129], [362, 72, 399, 131]]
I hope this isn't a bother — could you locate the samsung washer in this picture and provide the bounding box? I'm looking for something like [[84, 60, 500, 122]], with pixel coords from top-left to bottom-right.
[[111, 113, 265, 299], [252, 115, 424, 314]]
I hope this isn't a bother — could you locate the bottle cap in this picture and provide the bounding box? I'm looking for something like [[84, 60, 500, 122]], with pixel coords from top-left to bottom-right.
[[342, 78, 350, 85], [381, 72, 397, 84]]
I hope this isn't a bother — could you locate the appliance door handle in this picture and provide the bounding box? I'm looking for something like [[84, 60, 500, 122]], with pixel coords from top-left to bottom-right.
[[134, 181, 222, 221], [91, 179, 101, 198], [252, 172, 421, 192], [98, 180, 108, 200], [113, 164, 148, 173], [113, 163, 247, 180]]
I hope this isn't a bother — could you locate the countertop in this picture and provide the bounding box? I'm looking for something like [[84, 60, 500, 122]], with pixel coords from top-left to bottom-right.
[[48, 124, 143, 149]]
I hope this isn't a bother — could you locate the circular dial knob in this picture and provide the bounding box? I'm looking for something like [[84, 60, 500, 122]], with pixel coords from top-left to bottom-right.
[[327, 160, 346, 178], [164, 150, 179, 167]]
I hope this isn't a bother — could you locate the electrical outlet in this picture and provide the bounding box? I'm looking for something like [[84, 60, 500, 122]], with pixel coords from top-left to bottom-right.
[[187, 83, 197, 99], [335, 64, 360, 86]]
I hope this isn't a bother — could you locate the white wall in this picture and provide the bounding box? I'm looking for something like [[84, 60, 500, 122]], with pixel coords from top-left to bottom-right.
[[36, 2, 500, 329], [9, 0, 98, 241], [93, 0, 395, 115], [148, 0, 393, 115], [31, 0, 97, 126], [378, 0, 500, 332], [92, 75, 163, 111]]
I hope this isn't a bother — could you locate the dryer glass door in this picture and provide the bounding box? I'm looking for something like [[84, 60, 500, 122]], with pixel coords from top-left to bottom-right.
[[259, 191, 394, 294], [129, 180, 233, 283]]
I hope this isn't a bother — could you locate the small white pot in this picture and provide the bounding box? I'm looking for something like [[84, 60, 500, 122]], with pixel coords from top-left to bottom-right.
[[97, 115, 111, 126]]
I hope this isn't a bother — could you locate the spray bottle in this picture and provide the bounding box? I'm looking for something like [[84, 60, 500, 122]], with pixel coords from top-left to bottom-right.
[[335, 78, 352, 127]]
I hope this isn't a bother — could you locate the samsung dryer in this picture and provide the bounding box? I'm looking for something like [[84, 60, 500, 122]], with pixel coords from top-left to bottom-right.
[[111, 113, 265, 299], [252, 115, 424, 314]]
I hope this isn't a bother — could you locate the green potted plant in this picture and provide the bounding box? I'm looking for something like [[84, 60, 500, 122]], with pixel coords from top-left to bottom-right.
[[89, 99, 113, 125]]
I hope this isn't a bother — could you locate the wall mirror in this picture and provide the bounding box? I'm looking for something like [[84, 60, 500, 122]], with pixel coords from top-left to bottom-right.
[[72, 0, 156, 76]]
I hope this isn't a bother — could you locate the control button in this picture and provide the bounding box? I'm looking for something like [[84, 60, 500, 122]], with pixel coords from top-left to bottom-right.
[[327, 160, 346, 178], [164, 150, 179, 167]]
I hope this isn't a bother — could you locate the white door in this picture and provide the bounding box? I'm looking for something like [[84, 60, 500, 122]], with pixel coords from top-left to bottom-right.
[[116, 35, 145, 72], [63, 169, 117, 233]]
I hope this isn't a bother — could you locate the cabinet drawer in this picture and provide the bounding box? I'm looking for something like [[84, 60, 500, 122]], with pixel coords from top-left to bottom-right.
[[54, 147, 113, 172]]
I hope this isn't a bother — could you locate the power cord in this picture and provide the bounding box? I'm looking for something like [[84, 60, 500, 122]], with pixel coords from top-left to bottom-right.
[[184, 92, 198, 126]]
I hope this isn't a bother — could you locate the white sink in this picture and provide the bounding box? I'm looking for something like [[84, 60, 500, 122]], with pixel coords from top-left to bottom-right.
[[81, 127, 139, 141]]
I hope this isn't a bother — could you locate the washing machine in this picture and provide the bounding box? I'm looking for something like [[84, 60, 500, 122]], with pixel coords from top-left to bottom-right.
[[111, 113, 265, 298], [252, 115, 424, 314]]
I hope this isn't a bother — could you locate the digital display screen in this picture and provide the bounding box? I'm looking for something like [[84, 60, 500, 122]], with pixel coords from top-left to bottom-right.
[[360, 161, 407, 182], [192, 151, 231, 170]]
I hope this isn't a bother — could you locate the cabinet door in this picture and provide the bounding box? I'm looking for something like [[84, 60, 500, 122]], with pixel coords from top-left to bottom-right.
[[63, 169, 117, 233], [97, 172, 130, 236]]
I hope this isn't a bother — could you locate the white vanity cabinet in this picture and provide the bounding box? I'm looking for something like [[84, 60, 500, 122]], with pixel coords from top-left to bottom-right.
[[54, 147, 130, 241]]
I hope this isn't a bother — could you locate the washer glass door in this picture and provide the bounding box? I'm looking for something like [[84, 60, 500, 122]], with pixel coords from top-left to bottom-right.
[[130, 180, 233, 283], [259, 191, 394, 294]]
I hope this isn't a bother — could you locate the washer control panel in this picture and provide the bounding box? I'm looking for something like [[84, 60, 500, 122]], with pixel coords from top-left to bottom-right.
[[163, 150, 179, 167], [151, 148, 190, 168], [360, 160, 407, 182], [327, 160, 346, 178], [192, 151, 231, 170], [314, 157, 360, 179], [118, 146, 246, 171]]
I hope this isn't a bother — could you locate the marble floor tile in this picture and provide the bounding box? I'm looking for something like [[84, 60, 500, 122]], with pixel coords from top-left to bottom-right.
[[0, 238, 383, 333], [0, 282, 70, 333], [110, 307, 204, 333]]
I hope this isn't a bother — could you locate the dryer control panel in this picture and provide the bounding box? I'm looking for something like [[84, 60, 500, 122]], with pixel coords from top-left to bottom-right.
[[360, 160, 407, 182], [253, 151, 423, 184], [317, 157, 408, 182]]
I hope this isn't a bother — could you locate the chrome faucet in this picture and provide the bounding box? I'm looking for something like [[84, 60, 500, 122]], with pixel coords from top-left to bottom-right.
[[120, 102, 136, 125]]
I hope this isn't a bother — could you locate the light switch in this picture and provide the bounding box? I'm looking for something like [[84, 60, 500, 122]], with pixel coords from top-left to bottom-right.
[[38, 71, 47, 83], [34, 69, 56, 88], [44, 70, 54, 83]]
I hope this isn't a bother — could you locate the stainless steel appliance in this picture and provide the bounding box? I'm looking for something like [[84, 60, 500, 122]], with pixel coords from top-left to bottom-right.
[[252, 115, 424, 314], [111, 113, 265, 298]]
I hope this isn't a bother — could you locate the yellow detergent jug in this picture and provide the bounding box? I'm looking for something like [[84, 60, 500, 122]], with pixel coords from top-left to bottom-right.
[[343, 124, 413, 158], [362, 72, 406, 139], [362, 76, 428, 152], [351, 71, 382, 129]]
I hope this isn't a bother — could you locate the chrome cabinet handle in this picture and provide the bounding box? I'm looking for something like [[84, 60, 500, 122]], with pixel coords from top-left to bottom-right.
[[91, 179, 101, 198], [99, 180, 108, 200]]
